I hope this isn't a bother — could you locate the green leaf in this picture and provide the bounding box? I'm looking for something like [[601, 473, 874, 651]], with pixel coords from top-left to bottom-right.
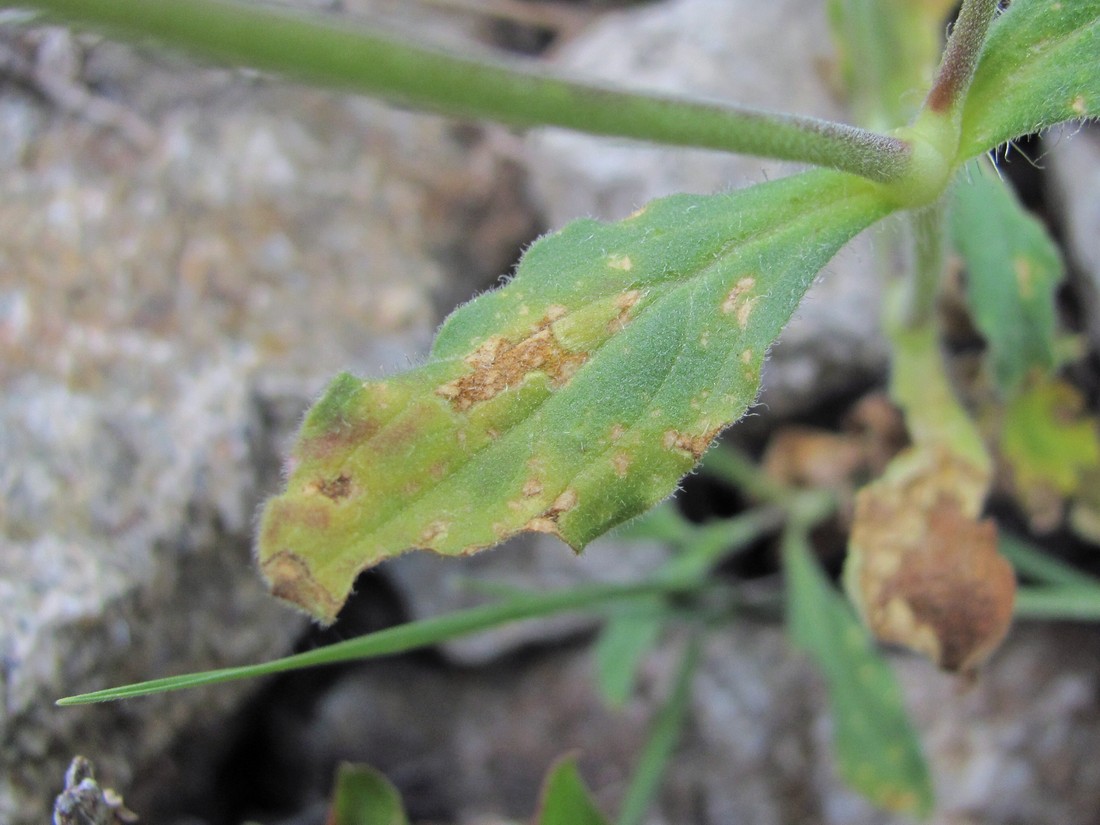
[[1000, 375, 1100, 531], [951, 161, 1061, 394], [616, 637, 701, 825], [594, 599, 666, 708], [785, 528, 933, 817], [960, 0, 1100, 160], [257, 170, 893, 622], [328, 764, 409, 825], [1003, 378, 1100, 493], [534, 756, 611, 825]]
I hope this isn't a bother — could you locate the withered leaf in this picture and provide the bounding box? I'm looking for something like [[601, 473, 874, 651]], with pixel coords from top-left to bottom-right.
[[846, 447, 1016, 675]]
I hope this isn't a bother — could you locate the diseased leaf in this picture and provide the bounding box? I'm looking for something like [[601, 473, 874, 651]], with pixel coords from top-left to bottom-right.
[[257, 170, 892, 622], [845, 445, 1016, 675], [784, 528, 933, 817], [960, 0, 1100, 160], [534, 756, 611, 825], [951, 161, 1061, 394], [1001, 375, 1100, 533], [327, 764, 408, 825]]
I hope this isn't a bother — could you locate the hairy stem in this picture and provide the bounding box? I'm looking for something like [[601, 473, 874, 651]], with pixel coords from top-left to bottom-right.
[[23, 0, 913, 183], [924, 0, 998, 115], [905, 202, 948, 328]]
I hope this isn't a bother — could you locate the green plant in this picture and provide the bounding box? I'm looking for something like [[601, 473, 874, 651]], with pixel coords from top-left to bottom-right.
[[34, 0, 1100, 818]]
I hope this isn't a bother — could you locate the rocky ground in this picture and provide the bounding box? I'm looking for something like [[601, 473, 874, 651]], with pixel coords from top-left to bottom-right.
[[2, 1, 1100, 824]]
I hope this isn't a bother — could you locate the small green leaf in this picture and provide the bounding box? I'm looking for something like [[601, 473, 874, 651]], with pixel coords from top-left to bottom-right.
[[616, 637, 700, 825], [258, 170, 893, 622], [1003, 378, 1100, 494], [785, 528, 933, 817], [951, 162, 1061, 394], [328, 764, 409, 825], [1001, 376, 1100, 531], [594, 599, 666, 708], [534, 755, 611, 825], [960, 0, 1100, 160]]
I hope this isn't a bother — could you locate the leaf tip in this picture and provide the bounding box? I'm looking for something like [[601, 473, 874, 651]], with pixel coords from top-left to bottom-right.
[[259, 547, 344, 625]]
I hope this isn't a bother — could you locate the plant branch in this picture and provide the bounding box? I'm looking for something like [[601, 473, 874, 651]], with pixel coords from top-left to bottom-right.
[[22, 0, 913, 183], [57, 578, 690, 705], [924, 0, 998, 115]]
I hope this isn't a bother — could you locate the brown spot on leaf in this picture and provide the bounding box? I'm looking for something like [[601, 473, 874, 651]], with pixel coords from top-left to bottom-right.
[[296, 417, 379, 462], [420, 520, 450, 545], [1014, 257, 1035, 299], [525, 517, 560, 535], [523, 478, 543, 498], [551, 489, 578, 513], [662, 427, 720, 460], [306, 473, 353, 501], [612, 452, 631, 478], [263, 498, 330, 535], [608, 289, 642, 333], [721, 276, 759, 329], [261, 550, 343, 625], [607, 254, 633, 271], [436, 321, 588, 412], [610, 423, 626, 442], [523, 488, 580, 537]]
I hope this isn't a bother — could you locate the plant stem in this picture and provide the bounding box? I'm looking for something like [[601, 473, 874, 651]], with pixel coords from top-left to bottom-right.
[[924, 0, 998, 115], [1014, 587, 1100, 621], [56, 578, 689, 705], [1000, 534, 1100, 591], [904, 201, 947, 328], [23, 0, 913, 183]]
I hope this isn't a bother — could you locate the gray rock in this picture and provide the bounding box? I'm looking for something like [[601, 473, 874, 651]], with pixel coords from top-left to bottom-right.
[[525, 0, 889, 418], [0, 354, 299, 825], [0, 14, 537, 822], [664, 622, 1100, 825], [245, 639, 650, 823], [215, 614, 1100, 825], [1046, 123, 1100, 351]]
